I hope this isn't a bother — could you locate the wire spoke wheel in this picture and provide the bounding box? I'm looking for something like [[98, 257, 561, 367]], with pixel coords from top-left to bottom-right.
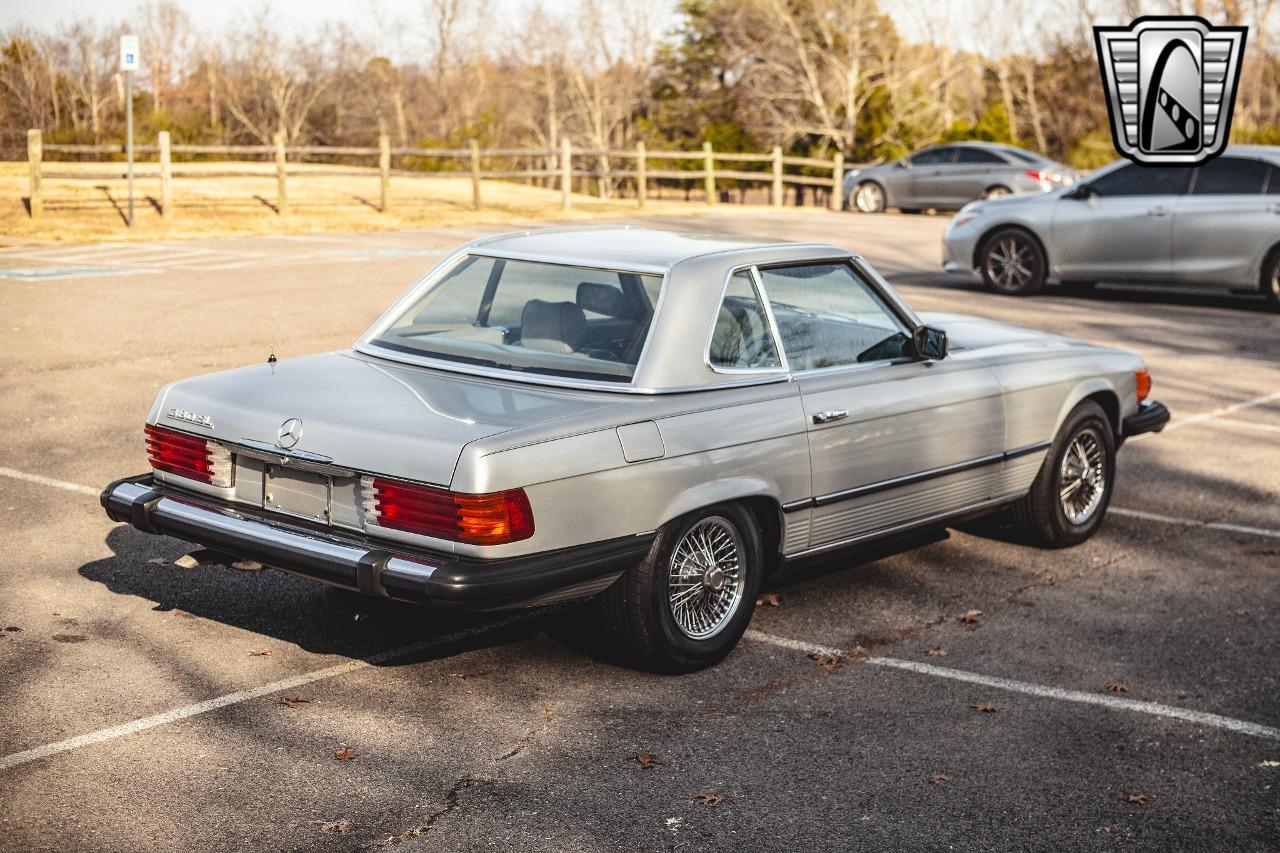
[[1058, 428, 1107, 525], [667, 516, 745, 640]]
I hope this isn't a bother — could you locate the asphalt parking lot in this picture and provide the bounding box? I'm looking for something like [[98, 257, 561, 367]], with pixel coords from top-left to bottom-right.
[[1, 209, 1277, 852]]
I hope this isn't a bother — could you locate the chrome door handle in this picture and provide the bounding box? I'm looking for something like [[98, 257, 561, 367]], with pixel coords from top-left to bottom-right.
[[1145, 206, 1170, 217], [812, 410, 848, 425]]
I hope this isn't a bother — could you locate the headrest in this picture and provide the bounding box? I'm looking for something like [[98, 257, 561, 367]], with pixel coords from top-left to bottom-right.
[[709, 306, 745, 366], [520, 300, 587, 354], [576, 282, 629, 317]]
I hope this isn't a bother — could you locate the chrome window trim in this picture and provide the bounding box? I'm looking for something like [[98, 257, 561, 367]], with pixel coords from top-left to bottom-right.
[[701, 262, 790, 377]]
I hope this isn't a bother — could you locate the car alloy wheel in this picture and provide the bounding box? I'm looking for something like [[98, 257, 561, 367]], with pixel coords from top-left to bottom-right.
[[1265, 251, 1280, 311], [854, 182, 885, 213], [982, 230, 1045, 295], [666, 516, 746, 640], [984, 186, 1012, 199], [1058, 428, 1107, 525]]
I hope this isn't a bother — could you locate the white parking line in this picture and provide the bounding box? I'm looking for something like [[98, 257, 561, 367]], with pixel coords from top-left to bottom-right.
[[1132, 388, 1280, 441], [1217, 418, 1280, 435], [0, 616, 529, 772], [1109, 507, 1280, 540], [0, 466, 98, 498], [744, 630, 1280, 741]]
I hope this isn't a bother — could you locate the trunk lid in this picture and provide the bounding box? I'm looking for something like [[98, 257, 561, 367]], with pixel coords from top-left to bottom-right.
[[151, 351, 628, 486]]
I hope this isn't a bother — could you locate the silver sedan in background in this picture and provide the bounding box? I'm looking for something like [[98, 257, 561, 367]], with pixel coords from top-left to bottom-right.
[[942, 145, 1280, 310], [843, 141, 1078, 213]]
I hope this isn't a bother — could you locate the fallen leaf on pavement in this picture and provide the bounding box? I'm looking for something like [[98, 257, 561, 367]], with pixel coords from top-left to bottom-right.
[[1106, 681, 1130, 693], [755, 592, 780, 607], [689, 792, 725, 806], [1102, 825, 1114, 835], [230, 560, 263, 572], [280, 695, 312, 709], [970, 703, 998, 713], [319, 819, 351, 834], [1258, 760, 1280, 768], [333, 746, 358, 761], [4, 626, 20, 632], [146, 557, 166, 565], [173, 554, 202, 569], [929, 773, 951, 785], [809, 652, 847, 672], [959, 610, 983, 628], [927, 646, 949, 657], [630, 752, 662, 769], [1125, 793, 1148, 806], [249, 649, 272, 657]]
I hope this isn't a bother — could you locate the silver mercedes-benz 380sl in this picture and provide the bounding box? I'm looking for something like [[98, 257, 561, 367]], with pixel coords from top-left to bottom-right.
[[103, 227, 1169, 670]]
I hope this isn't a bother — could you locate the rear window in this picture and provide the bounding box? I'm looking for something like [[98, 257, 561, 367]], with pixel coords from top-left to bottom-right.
[[369, 256, 663, 383]]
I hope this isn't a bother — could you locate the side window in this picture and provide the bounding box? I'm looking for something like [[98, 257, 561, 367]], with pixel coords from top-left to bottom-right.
[[910, 147, 956, 166], [757, 263, 912, 371], [956, 148, 1005, 164], [1192, 157, 1269, 195], [1269, 166, 1280, 194], [709, 271, 782, 370], [1089, 164, 1192, 197]]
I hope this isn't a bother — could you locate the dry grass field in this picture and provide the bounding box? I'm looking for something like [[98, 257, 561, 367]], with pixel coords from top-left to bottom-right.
[[0, 160, 718, 244]]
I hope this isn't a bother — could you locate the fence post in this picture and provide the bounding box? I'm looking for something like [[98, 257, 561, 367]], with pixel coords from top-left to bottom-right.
[[27, 129, 42, 219], [470, 139, 481, 210], [561, 138, 572, 212], [830, 151, 844, 212], [771, 146, 783, 208], [703, 141, 716, 205], [636, 141, 647, 210], [159, 130, 173, 221], [273, 131, 288, 215], [379, 133, 391, 213]]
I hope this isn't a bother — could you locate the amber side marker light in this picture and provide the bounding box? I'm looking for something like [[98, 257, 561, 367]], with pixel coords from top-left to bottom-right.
[[1135, 368, 1152, 403], [362, 476, 535, 546]]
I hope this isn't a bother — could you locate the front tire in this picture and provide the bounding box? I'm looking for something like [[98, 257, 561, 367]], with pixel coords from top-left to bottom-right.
[[983, 185, 1012, 200], [1263, 248, 1280, 312], [979, 228, 1047, 295], [1012, 399, 1115, 548], [599, 503, 762, 672], [853, 181, 887, 213]]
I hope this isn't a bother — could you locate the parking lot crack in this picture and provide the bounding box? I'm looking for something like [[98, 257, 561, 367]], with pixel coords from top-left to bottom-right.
[[363, 775, 494, 848]]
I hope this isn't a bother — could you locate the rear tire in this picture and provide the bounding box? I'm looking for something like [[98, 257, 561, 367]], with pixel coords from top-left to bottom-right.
[[1263, 249, 1280, 312], [983, 185, 1012, 200], [1012, 400, 1115, 548], [598, 503, 762, 672], [853, 181, 887, 213], [979, 228, 1047, 296]]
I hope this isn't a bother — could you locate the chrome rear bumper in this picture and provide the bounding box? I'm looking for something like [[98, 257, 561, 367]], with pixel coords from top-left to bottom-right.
[[102, 475, 652, 609]]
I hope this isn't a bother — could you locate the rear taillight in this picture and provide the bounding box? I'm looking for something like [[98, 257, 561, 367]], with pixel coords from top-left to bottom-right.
[[145, 424, 233, 487], [1135, 368, 1152, 402], [1026, 169, 1054, 183], [361, 476, 534, 545]]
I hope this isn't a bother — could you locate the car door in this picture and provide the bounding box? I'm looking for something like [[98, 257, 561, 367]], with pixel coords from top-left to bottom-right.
[[949, 147, 1008, 204], [1171, 156, 1277, 287], [1050, 164, 1191, 282], [906, 146, 959, 207], [755, 260, 1005, 551]]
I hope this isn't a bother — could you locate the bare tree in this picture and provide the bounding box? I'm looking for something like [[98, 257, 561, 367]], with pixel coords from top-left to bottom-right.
[[137, 0, 192, 115]]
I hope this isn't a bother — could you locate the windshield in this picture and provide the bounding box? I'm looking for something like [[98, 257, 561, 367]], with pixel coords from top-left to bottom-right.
[[368, 256, 664, 383]]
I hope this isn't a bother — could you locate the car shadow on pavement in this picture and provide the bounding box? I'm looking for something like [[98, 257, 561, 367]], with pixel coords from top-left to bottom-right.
[[79, 525, 545, 667]]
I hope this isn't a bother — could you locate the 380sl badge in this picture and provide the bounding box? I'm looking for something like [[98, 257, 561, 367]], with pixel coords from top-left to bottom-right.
[[166, 407, 213, 428]]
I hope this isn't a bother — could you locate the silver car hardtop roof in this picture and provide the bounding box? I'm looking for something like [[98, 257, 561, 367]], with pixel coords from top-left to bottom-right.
[[467, 225, 841, 273]]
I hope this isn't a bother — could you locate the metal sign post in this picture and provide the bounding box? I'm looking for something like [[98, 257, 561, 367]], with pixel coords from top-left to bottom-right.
[[120, 35, 140, 227]]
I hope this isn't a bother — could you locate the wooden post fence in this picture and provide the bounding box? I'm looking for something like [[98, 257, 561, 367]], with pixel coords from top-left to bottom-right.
[[273, 131, 288, 215], [470, 139, 481, 210], [27, 129, 42, 219], [703, 141, 716, 205], [379, 134, 391, 212], [830, 151, 844, 212], [636, 141, 647, 210], [771, 146, 782, 209], [158, 130, 173, 221], [560, 138, 572, 212]]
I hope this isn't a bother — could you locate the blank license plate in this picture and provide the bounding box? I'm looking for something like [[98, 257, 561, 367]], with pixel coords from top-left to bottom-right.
[[264, 467, 331, 523]]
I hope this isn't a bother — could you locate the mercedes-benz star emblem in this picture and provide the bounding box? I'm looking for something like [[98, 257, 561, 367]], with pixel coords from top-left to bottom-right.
[[276, 417, 303, 450]]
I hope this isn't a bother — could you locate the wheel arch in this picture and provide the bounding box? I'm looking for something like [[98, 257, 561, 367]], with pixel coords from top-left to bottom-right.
[[1259, 240, 1280, 293], [1053, 378, 1123, 439], [656, 480, 784, 571], [854, 178, 891, 208]]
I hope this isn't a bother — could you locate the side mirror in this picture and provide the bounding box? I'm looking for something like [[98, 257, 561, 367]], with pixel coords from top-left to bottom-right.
[[1066, 184, 1095, 201], [897, 159, 913, 170], [912, 325, 948, 361]]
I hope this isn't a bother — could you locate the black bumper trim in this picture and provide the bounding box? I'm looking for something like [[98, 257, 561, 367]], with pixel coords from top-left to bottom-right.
[[1122, 400, 1171, 437], [102, 474, 654, 610]]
